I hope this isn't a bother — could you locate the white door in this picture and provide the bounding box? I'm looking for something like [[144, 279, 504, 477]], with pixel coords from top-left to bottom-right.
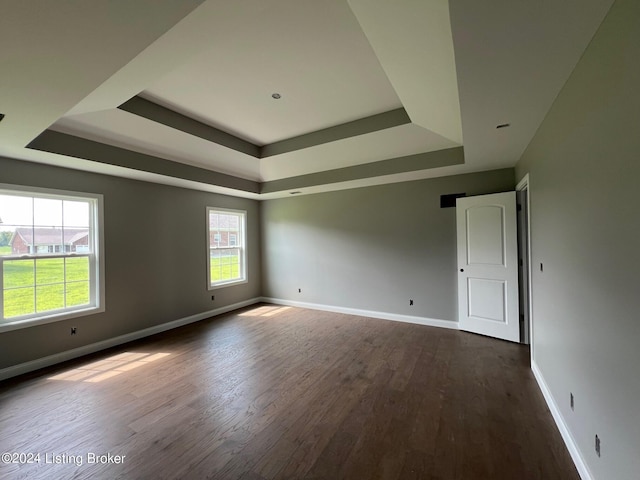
[[456, 192, 520, 342]]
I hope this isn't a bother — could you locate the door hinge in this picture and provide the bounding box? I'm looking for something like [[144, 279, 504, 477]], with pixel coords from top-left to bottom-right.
[[517, 203, 522, 211]]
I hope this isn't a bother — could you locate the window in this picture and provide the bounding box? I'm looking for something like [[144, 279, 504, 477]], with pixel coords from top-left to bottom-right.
[[0, 185, 104, 330], [207, 208, 246, 289]]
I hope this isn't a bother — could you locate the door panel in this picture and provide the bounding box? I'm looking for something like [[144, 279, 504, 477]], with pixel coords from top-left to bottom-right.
[[468, 278, 506, 322], [466, 205, 505, 265], [457, 192, 519, 342]]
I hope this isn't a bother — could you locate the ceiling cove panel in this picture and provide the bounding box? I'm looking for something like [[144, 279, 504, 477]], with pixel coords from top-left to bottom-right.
[[348, 0, 463, 144]]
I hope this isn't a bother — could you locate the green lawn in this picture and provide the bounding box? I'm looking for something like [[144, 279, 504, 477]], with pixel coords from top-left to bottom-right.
[[3, 252, 239, 318], [210, 254, 241, 284], [3, 257, 90, 318], [0, 246, 11, 255]]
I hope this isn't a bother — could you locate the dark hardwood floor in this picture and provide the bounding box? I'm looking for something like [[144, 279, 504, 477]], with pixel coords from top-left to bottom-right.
[[0, 304, 579, 480]]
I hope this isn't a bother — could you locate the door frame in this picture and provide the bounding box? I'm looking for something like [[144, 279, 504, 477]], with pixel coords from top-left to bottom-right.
[[516, 174, 534, 359]]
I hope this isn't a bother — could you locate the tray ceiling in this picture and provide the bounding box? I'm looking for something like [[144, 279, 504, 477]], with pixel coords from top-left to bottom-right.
[[0, 0, 614, 199]]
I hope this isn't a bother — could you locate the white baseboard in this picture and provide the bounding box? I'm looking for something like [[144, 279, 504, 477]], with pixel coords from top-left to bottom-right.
[[531, 360, 592, 480], [261, 297, 458, 330], [0, 297, 261, 382]]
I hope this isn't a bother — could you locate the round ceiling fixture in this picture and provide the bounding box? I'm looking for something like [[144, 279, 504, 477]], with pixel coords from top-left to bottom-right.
[[271, 93, 282, 99]]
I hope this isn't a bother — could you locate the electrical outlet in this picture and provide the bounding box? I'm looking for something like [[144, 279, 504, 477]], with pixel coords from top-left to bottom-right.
[[595, 435, 601, 457], [298, 288, 302, 293], [570, 392, 574, 410], [211, 295, 215, 301], [409, 299, 414, 306], [71, 327, 77, 335], [540, 262, 544, 272]]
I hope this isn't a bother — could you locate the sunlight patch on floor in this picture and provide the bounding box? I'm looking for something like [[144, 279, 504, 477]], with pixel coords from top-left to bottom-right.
[[239, 305, 292, 317], [48, 351, 171, 383]]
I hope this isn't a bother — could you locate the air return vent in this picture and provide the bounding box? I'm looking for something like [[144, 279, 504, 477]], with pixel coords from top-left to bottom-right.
[[440, 193, 466, 208]]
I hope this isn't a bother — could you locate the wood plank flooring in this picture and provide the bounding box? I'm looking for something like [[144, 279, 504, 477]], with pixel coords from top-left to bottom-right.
[[0, 304, 579, 479]]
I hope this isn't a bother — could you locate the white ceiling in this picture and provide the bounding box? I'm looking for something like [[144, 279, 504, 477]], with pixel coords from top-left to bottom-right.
[[0, 0, 615, 199], [142, 0, 403, 146]]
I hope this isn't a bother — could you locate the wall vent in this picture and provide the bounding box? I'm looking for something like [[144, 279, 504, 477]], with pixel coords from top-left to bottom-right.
[[440, 193, 466, 208]]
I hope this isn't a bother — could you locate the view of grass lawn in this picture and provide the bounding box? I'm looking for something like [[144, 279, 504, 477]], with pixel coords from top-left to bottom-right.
[[3, 251, 236, 318], [3, 257, 90, 318], [0, 246, 11, 255], [210, 254, 241, 283]]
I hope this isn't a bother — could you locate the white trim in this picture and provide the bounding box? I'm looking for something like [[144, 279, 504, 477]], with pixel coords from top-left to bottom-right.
[[207, 207, 247, 290], [516, 173, 534, 359], [531, 360, 592, 480], [0, 305, 103, 333], [261, 297, 459, 330], [0, 184, 105, 328], [0, 297, 261, 382], [515, 173, 529, 191]]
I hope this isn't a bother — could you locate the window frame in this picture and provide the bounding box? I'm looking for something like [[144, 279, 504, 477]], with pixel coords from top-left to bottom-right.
[[0, 184, 105, 333], [206, 207, 247, 290]]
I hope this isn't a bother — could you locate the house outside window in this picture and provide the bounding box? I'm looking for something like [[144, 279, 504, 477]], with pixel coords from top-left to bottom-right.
[[0, 185, 105, 330], [207, 208, 246, 289]]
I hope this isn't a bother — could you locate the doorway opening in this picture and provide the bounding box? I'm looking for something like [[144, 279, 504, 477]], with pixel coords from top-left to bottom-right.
[[516, 175, 532, 349]]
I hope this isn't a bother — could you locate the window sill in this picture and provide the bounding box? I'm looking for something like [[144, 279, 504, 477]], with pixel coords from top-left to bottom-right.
[[208, 279, 248, 291], [0, 306, 104, 333]]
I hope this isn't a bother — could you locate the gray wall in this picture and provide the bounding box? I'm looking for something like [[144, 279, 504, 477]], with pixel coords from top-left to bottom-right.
[[0, 156, 261, 370], [261, 169, 514, 321], [515, 0, 639, 478]]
